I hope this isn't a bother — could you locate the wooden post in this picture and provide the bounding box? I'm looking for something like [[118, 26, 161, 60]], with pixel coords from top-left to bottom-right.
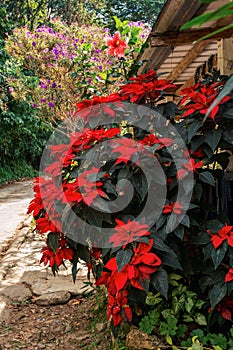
[[217, 38, 233, 75]]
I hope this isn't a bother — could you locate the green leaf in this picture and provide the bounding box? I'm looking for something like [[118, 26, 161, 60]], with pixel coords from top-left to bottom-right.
[[209, 283, 227, 308], [47, 232, 59, 253], [173, 226, 184, 239], [211, 240, 228, 269], [199, 172, 215, 186], [223, 108, 233, 119], [185, 297, 194, 313], [223, 130, 233, 145], [191, 232, 210, 245], [207, 220, 224, 233], [213, 346, 223, 350], [151, 268, 168, 298], [199, 0, 219, 3], [194, 313, 207, 326], [188, 121, 203, 143], [158, 251, 182, 270], [116, 249, 133, 272], [181, 215, 190, 227], [131, 173, 148, 201], [205, 129, 222, 152], [196, 23, 233, 42], [166, 335, 173, 345], [181, 2, 233, 29]]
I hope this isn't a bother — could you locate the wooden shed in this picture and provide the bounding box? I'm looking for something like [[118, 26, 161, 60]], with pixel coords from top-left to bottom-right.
[[138, 0, 233, 94]]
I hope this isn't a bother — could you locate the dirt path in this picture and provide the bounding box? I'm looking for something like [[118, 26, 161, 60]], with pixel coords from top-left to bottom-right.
[[0, 180, 33, 243]]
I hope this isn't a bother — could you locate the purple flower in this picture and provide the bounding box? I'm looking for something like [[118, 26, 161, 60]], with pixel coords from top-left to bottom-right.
[[32, 42, 37, 47], [51, 83, 56, 89], [40, 99, 46, 103], [9, 87, 14, 93], [48, 102, 55, 108], [40, 82, 47, 89], [32, 103, 37, 108]]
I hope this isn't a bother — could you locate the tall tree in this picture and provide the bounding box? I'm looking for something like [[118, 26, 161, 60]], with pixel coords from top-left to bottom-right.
[[95, 0, 166, 29]]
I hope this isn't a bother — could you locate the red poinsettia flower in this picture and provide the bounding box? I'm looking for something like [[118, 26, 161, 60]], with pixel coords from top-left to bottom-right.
[[74, 93, 124, 120], [107, 290, 132, 326], [40, 238, 73, 267], [177, 158, 203, 179], [27, 192, 43, 217], [180, 83, 231, 120], [139, 134, 173, 149], [105, 240, 161, 291], [35, 214, 59, 234], [209, 224, 233, 249], [86, 247, 102, 272], [209, 296, 233, 321], [225, 267, 233, 282], [120, 79, 176, 103], [111, 138, 147, 165], [129, 70, 157, 83], [107, 32, 127, 57], [109, 219, 150, 248], [163, 201, 182, 215], [63, 166, 108, 206]]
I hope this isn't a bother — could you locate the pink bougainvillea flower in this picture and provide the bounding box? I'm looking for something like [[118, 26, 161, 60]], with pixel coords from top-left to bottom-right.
[[107, 32, 127, 57], [209, 224, 233, 249], [163, 201, 183, 215], [109, 219, 150, 248]]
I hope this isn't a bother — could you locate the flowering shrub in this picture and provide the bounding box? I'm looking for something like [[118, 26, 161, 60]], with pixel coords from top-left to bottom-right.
[[5, 18, 149, 121], [28, 62, 233, 345]]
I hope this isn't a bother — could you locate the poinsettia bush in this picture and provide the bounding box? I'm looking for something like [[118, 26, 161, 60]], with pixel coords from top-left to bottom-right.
[[28, 66, 233, 346], [5, 17, 149, 121]]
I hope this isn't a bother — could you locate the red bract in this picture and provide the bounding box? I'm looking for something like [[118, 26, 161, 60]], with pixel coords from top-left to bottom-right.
[[120, 79, 176, 103], [109, 219, 150, 248], [180, 83, 231, 120], [105, 240, 161, 291], [75, 93, 123, 114], [177, 158, 203, 179], [27, 192, 43, 217], [209, 224, 233, 249], [163, 201, 182, 215], [107, 32, 127, 57], [69, 127, 120, 153], [129, 70, 156, 83], [40, 245, 73, 267], [139, 134, 173, 149], [111, 138, 147, 165], [107, 290, 132, 326], [63, 166, 108, 206], [225, 267, 233, 282], [36, 214, 59, 234], [210, 297, 233, 321]]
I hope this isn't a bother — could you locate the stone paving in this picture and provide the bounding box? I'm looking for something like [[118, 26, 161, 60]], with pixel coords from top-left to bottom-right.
[[0, 181, 92, 321], [0, 180, 33, 243]]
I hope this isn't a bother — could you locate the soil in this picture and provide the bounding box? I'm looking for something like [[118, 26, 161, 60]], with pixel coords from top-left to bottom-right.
[[0, 290, 123, 350]]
